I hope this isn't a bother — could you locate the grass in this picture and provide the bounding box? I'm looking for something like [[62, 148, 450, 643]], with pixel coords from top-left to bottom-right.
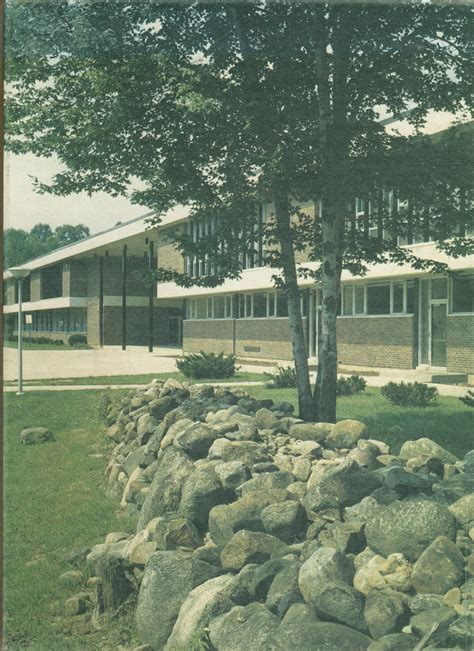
[[3, 390, 137, 650], [247, 385, 474, 458], [4, 371, 267, 387]]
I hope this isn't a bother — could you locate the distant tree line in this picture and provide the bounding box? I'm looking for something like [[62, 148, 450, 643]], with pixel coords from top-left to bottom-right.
[[4, 223, 90, 269]]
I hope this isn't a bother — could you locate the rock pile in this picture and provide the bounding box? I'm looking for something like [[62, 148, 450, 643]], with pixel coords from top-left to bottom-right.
[[68, 379, 473, 650]]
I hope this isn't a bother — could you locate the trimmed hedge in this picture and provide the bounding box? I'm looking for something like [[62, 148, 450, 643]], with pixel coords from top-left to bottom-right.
[[381, 381, 438, 407], [176, 351, 237, 379]]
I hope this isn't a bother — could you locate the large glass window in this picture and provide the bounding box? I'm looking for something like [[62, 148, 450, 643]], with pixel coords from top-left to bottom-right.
[[367, 283, 390, 315], [343, 286, 353, 316], [195, 298, 207, 319], [452, 275, 474, 313], [431, 278, 448, 300], [253, 293, 267, 318], [213, 296, 225, 319], [354, 286, 365, 314], [392, 282, 404, 313], [276, 292, 288, 317], [406, 281, 416, 314]]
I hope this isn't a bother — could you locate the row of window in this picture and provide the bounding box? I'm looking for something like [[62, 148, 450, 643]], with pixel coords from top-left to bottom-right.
[[185, 275, 474, 320], [24, 309, 87, 333]]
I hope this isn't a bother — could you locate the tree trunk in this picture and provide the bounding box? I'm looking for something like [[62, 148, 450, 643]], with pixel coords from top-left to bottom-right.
[[313, 199, 345, 423], [273, 183, 314, 421]]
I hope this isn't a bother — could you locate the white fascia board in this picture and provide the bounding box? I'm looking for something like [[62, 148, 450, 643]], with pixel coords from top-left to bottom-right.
[[3, 296, 88, 314], [157, 242, 474, 298], [3, 205, 191, 280], [103, 295, 162, 307]]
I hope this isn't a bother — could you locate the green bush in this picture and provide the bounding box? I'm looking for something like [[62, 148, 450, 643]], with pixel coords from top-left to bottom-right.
[[68, 334, 88, 347], [265, 366, 297, 388], [176, 351, 237, 379], [381, 381, 438, 407], [337, 374, 367, 396], [459, 389, 474, 408]]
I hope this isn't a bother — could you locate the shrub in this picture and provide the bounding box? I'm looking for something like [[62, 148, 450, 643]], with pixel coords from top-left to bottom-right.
[[459, 389, 474, 408], [27, 336, 64, 345], [337, 374, 367, 396], [176, 351, 237, 379], [265, 366, 297, 388], [381, 381, 438, 407], [68, 334, 88, 347]]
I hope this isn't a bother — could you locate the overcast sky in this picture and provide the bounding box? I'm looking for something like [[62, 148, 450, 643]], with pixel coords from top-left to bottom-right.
[[3, 109, 466, 236]]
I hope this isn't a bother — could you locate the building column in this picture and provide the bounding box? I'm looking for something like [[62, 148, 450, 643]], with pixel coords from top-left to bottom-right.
[[122, 244, 127, 350], [99, 256, 104, 347], [148, 240, 155, 353]]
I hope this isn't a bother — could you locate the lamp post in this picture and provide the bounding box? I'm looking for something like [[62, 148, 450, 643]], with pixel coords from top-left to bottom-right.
[[10, 267, 31, 395]]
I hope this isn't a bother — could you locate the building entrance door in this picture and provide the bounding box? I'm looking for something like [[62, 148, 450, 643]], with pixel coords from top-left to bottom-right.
[[431, 303, 447, 367], [168, 316, 183, 345]]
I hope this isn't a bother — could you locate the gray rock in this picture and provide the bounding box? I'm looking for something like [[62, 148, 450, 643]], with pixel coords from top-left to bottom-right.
[[365, 499, 456, 561], [238, 471, 294, 496], [137, 447, 194, 531], [410, 536, 465, 594], [209, 603, 280, 651], [220, 530, 287, 572], [399, 438, 459, 464], [288, 422, 332, 444], [464, 450, 474, 473], [375, 466, 433, 495], [208, 439, 270, 468], [408, 593, 445, 614], [432, 473, 474, 501], [179, 468, 227, 530], [153, 513, 202, 551], [410, 606, 456, 645], [136, 414, 158, 439], [174, 422, 218, 460], [148, 395, 179, 420], [191, 543, 223, 588], [135, 551, 192, 650], [261, 500, 307, 543], [449, 493, 474, 528], [19, 427, 54, 445], [298, 546, 367, 632], [209, 489, 291, 547], [317, 521, 366, 555], [266, 560, 302, 615], [303, 460, 382, 513], [367, 633, 417, 650], [364, 588, 409, 639], [255, 408, 280, 430], [123, 446, 147, 477], [227, 563, 259, 605], [274, 617, 372, 651], [214, 461, 251, 491], [325, 419, 368, 449], [164, 574, 234, 651], [250, 558, 292, 601], [448, 612, 474, 646]]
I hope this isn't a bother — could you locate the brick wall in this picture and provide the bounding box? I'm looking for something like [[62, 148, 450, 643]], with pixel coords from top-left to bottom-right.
[[5, 279, 16, 304], [86, 257, 152, 298], [447, 315, 474, 373], [337, 316, 415, 369], [87, 298, 101, 345], [157, 226, 185, 272], [102, 306, 173, 346], [183, 317, 306, 360], [69, 260, 88, 296]]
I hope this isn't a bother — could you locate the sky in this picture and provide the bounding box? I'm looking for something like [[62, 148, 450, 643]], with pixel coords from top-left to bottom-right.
[[3, 109, 467, 236]]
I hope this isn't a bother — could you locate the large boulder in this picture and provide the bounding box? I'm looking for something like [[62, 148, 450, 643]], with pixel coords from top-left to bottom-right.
[[449, 494, 474, 529], [365, 499, 456, 561], [238, 471, 294, 496], [410, 606, 456, 646], [364, 588, 409, 639], [261, 500, 307, 543], [148, 395, 179, 420], [274, 605, 372, 651], [174, 423, 219, 460], [367, 633, 417, 650], [399, 438, 459, 464], [137, 447, 194, 531], [135, 551, 192, 650], [303, 460, 382, 513], [288, 422, 332, 444], [298, 547, 367, 632], [220, 530, 287, 572], [179, 468, 227, 530], [266, 560, 302, 615], [410, 536, 465, 594], [208, 439, 270, 468], [164, 574, 234, 650], [325, 420, 368, 449], [19, 427, 54, 445], [214, 461, 251, 491], [209, 603, 280, 651], [153, 513, 202, 551]]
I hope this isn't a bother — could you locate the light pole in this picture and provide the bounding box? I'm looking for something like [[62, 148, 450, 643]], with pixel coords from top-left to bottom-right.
[[10, 267, 31, 395]]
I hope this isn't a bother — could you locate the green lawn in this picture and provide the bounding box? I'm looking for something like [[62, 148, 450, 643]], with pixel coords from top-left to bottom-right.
[[4, 371, 267, 387], [3, 390, 136, 650], [247, 385, 474, 458]]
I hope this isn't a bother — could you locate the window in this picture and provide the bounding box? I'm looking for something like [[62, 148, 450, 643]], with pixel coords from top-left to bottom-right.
[[431, 278, 447, 300], [354, 285, 365, 314], [41, 265, 63, 299], [213, 296, 225, 319], [225, 295, 233, 318], [452, 275, 474, 313], [343, 286, 353, 316], [267, 293, 276, 317], [406, 281, 415, 314], [367, 283, 390, 315], [252, 293, 266, 318], [392, 282, 404, 313], [276, 292, 288, 317], [195, 298, 207, 319]]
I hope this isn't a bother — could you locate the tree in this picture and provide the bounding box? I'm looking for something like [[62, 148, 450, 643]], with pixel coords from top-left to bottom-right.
[[4, 222, 90, 268], [5, 1, 472, 420]]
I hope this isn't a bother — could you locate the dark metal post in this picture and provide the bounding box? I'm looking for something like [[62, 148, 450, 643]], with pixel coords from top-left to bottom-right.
[[148, 240, 155, 352], [122, 244, 127, 350], [99, 256, 104, 347]]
